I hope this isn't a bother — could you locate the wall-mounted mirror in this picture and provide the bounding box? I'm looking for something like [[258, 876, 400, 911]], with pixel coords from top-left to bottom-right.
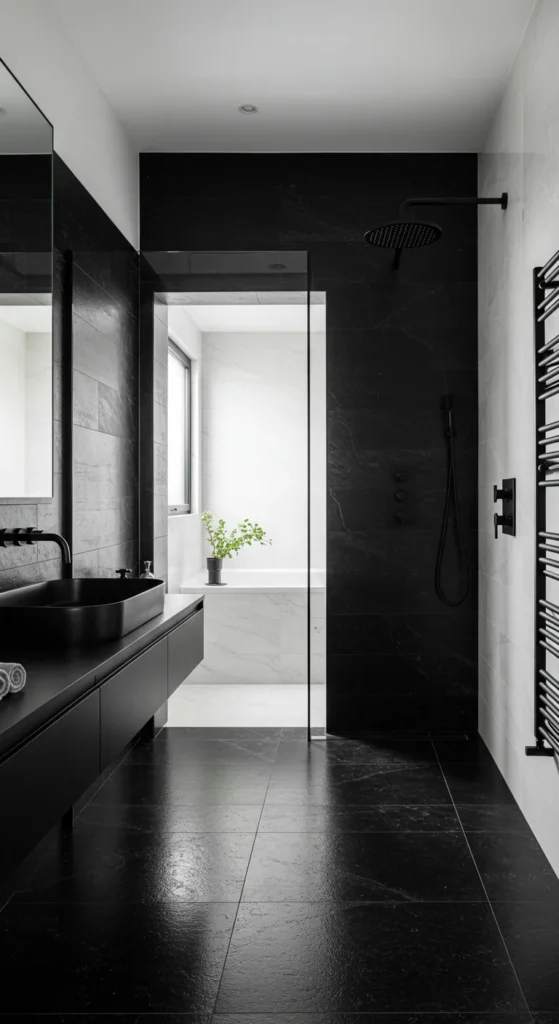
[[0, 60, 53, 499]]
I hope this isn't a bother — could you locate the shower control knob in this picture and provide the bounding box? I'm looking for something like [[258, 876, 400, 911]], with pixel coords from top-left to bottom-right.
[[394, 489, 409, 503], [494, 513, 513, 539], [494, 484, 513, 501]]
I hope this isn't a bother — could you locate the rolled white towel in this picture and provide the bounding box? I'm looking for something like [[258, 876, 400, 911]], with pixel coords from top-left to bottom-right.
[[0, 662, 26, 693], [0, 668, 10, 701]]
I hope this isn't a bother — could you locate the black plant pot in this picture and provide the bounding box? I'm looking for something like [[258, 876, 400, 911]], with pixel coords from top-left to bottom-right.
[[207, 557, 225, 586]]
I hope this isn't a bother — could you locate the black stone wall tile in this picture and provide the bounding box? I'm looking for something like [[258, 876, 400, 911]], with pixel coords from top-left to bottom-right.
[[327, 653, 477, 698], [326, 690, 478, 734], [327, 529, 476, 615], [329, 613, 477, 656], [328, 406, 478, 455], [328, 452, 477, 531]]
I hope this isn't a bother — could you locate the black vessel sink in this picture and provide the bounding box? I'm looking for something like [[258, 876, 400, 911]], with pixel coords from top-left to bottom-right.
[[0, 578, 166, 646]]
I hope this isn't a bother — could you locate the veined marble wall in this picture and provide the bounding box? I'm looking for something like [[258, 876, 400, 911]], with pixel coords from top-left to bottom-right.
[[479, 0, 559, 874]]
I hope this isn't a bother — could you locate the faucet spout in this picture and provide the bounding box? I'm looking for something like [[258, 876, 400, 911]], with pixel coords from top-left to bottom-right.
[[0, 528, 71, 565]]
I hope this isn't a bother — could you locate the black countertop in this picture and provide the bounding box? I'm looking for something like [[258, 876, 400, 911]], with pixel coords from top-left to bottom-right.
[[0, 593, 203, 760]]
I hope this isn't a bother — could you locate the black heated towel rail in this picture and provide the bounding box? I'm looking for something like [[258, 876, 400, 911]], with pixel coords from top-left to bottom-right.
[[527, 254, 559, 756]]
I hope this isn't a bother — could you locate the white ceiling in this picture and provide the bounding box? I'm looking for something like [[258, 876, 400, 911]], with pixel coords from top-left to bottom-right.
[[51, 0, 535, 153], [185, 304, 325, 333]]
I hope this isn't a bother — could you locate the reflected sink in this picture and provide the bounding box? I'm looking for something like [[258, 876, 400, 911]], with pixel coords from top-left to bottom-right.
[[0, 578, 166, 647]]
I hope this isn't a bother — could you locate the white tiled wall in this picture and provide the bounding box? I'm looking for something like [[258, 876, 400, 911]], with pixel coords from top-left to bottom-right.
[[479, 0, 559, 874]]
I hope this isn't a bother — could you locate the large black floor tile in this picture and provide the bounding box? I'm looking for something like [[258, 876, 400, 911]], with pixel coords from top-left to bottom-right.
[[0, 1017, 211, 1023], [493, 900, 559, 1010], [81, 801, 262, 833], [94, 763, 271, 805], [467, 832, 559, 901], [442, 762, 515, 805], [242, 831, 485, 902], [175, 728, 283, 739], [215, 901, 525, 1011], [213, 1017, 532, 1024], [11, 826, 255, 903], [0, 901, 237, 1012], [274, 737, 436, 767], [0, 1017, 532, 1024], [128, 732, 280, 765], [266, 763, 451, 805], [258, 803, 460, 832], [434, 735, 494, 763], [456, 804, 531, 833]]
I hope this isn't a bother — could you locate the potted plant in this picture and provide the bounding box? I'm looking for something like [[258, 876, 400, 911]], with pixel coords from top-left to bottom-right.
[[201, 511, 272, 585]]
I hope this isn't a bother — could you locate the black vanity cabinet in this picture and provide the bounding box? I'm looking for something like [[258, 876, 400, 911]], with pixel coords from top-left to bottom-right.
[[168, 608, 204, 696], [0, 691, 100, 877], [100, 638, 167, 769], [0, 597, 203, 881]]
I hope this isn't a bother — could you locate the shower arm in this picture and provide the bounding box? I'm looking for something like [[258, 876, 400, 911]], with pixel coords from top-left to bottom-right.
[[399, 193, 508, 217]]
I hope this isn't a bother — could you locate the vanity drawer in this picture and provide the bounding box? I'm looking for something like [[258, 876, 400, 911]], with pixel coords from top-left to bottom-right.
[[0, 690, 100, 877], [100, 638, 167, 769], [168, 607, 204, 696]]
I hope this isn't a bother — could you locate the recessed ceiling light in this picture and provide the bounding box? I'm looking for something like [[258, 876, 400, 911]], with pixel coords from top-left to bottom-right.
[[269, 263, 287, 271], [239, 104, 258, 115]]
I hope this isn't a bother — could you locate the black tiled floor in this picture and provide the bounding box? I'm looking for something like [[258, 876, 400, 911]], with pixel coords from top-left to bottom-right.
[[0, 901, 237, 1013], [493, 900, 559, 1010], [266, 762, 452, 804], [215, 901, 525, 1011], [242, 831, 485, 901], [12, 826, 255, 903], [466, 832, 559, 901], [258, 802, 461, 832], [0, 727, 555, 1014]]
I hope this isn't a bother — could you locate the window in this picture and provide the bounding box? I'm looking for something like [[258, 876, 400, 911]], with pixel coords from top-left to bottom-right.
[[168, 340, 191, 513]]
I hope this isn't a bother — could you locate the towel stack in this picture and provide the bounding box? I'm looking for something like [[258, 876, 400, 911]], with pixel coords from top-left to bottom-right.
[[0, 663, 26, 701]]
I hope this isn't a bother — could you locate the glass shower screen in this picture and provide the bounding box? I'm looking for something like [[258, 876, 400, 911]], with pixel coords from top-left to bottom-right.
[[140, 250, 326, 737]]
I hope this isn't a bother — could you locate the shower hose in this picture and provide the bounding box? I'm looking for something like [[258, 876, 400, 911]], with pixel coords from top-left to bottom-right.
[[435, 406, 470, 606]]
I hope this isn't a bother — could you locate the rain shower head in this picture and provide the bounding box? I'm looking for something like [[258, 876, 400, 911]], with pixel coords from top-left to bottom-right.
[[364, 220, 442, 250], [364, 192, 507, 270]]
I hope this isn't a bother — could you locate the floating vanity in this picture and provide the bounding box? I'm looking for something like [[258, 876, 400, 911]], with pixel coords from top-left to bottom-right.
[[0, 593, 203, 879]]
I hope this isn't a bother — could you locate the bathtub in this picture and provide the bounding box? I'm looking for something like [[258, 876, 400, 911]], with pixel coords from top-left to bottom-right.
[[180, 568, 326, 685]]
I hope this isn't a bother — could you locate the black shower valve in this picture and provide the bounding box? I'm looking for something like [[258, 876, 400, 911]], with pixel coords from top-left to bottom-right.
[[493, 478, 516, 538], [494, 484, 513, 502], [494, 512, 513, 540]]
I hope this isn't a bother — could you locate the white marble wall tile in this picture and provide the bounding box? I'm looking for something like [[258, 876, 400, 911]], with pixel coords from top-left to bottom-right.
[[479, 0, 559, 875]]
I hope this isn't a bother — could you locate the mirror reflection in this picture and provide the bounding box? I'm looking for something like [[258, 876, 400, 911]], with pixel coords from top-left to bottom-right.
[[0, 60, 53, 499]]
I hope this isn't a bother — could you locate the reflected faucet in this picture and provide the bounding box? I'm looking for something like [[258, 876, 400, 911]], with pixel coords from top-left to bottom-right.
[[0, 528, 71, 565]]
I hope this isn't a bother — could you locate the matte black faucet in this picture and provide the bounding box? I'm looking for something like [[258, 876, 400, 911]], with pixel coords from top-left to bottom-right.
[[0, 528, 72, 564]]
